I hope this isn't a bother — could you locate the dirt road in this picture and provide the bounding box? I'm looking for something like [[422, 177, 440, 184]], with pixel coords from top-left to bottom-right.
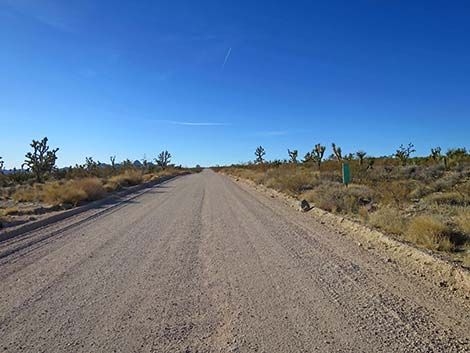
[[1, 170, 469, 352]]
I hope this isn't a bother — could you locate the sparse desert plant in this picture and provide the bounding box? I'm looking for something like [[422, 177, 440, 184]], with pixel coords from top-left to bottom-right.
[[455, 209, 470, 235], [303, 182, 374, 214], [395, 143, 415, 166], [85, 157, 99, 175], [406, 216, 453, 251], [255, 146, 266, 163], [155, 151, 171, 170], [110, 155, 117, 174], [356, 151, 367, 166], [379, 180, 414, 208], [42, 178, 106, 206], [22, 137, 59, 183], [12, 185, 41, 202], [425, 192, 467, 206], [331, 143, 343, 163], [430, 147, 442, 164], [446, 148, 467, 164], [264, 167, 316, 194], [109, 170, 143, 187], [0, 207, 20, 216], [306, 143, 326, 171], [288, 149, 298, 164], [368, 207, 407, 235]]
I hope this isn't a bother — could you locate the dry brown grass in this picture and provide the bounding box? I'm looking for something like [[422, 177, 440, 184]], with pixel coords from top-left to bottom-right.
[[425, 192, 467, 206], [0, 207, 20, 216], [217, 159, 470, 259], [302, 182, 374, 214], [42, 178, 106, 206], [368, 207, 407, 235], [108, 170, 143, 188], [455, 209, 470, 235], [12, 185, 41, 203], [406, 216, 453, 252], [11, 178, 106, 206]]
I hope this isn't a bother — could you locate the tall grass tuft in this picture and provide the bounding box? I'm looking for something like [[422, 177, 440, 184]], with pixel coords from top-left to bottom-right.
[[406, 216, 453, 252]]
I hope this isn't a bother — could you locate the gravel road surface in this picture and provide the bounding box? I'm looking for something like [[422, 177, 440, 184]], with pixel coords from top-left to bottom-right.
[[1, 170, 469, 352]]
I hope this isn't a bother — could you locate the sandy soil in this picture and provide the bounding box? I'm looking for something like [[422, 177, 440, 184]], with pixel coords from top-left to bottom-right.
[[0, 170, 469, 352]]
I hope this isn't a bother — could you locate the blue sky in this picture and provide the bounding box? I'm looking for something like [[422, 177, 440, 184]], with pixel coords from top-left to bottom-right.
[[1, 0, 469, 168]]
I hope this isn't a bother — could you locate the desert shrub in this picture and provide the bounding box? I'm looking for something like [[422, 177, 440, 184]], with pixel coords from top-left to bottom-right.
[[379, 180, 415, 207], [456, 209, 470, 235], [109, 170, 143, 187], [409, 184, 433, 199], [304, 182, 374, 214], [432, 172, 461, 192], [406, 216, 453, 251], [425, 192, 467, 206], [412, 164, 445, 181], [455, 181, 470, 198], [369, 207, 407, 235], [400, 165, 418, 179]]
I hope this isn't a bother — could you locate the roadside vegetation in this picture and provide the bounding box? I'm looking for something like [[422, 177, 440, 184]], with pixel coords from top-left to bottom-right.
[[0, 138, 201, 229], [214, 143, 470, 266]]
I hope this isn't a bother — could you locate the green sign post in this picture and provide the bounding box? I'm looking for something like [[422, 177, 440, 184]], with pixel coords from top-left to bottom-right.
[[342, 163, 350, 186]]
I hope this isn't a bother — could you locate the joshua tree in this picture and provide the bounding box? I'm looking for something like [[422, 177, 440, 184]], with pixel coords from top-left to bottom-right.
[[120, 159, 135, 171], [395, 143, 415, 166], [331, 143, 343, 163], [0, 157, 4, 174], [430, 147, 442, 163], [110, 155, 117, 174], [344, 153, 354, 161], [302, 152, 312, 163], [85, 157, 99, 174], [356, 150, 367, 166], [312, 143, 326, 171], [23, 137, 59, 183], [255, 146, 266, 163], [288, 149, 298, 163], [156, 150, 171, 169]]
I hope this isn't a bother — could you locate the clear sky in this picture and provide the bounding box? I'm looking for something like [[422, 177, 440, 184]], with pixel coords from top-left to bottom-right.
[[1, 1, 469, 168]]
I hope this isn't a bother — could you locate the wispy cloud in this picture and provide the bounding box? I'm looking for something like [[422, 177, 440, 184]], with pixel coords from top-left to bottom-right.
[[3, 0, 79, 32], [154, 120, 230, 126], [221, 47, 232, 71]]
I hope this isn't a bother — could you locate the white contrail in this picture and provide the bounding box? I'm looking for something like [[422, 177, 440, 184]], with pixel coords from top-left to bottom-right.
[[221, 47, 232, 71]]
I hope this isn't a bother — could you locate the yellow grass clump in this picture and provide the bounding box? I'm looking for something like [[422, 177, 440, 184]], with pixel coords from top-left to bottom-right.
[[368, 207, 407, 235], [455, 209, 470, 235], [406, 216, 453, 252], [43, 177, 106, 206]]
